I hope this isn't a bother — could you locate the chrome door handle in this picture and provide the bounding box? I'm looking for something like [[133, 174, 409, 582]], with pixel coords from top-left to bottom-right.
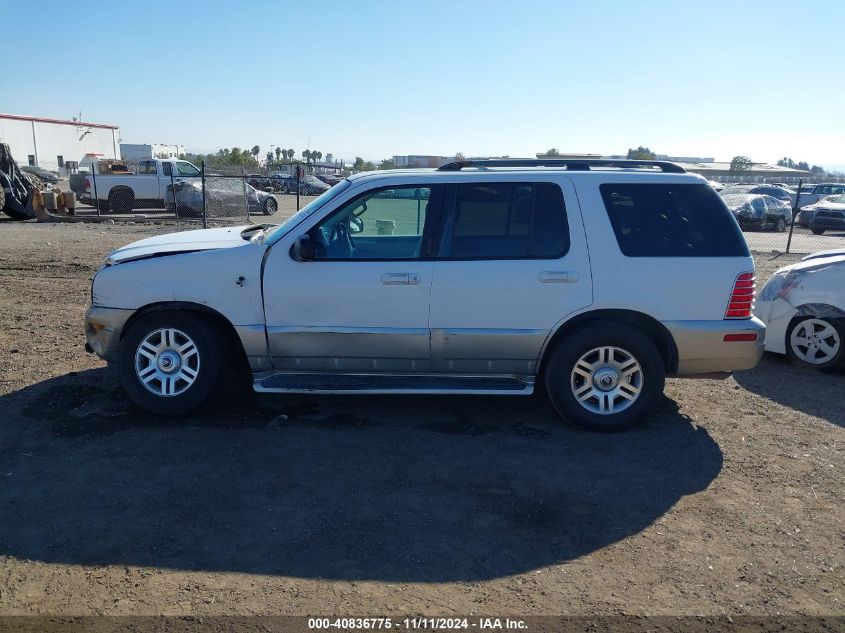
[[381, 273, 410, 285], [407, 273, 421, 285], [539, 271, 579, 283]]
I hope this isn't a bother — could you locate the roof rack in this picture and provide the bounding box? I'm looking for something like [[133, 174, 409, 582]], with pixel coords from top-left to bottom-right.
[[437, 158, 686, 173]]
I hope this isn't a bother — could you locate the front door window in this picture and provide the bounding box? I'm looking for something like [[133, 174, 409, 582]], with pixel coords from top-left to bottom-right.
[[310, 186, 433, 259]]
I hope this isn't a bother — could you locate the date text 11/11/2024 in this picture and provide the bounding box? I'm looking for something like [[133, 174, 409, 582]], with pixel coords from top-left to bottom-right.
[[307, 617, 527, 630]]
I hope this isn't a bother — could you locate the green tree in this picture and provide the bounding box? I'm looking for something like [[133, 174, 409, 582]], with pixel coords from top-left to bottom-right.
[[729, 156, 754, 173], [286, 149, 294, 162], [314, 151, 323, 164], [251, 145, 260, 159], [266, 151, 274, 163], [627, 146, 656, 160], [797, 161, 810, 171], [378, 158, 397, 170], [275, 147, 282, 162], [353, 156, 366, 171], [302, 150, 312, 164]]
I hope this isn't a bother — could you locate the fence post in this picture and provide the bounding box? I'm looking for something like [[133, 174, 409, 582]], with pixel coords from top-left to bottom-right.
[[201, 159, 207, 229], [242, 166, 249, 222], [786, 179, 802, 254], [170, 168, 176, 220], [91, 164, 100, 217], [296, 163, 301, 211]]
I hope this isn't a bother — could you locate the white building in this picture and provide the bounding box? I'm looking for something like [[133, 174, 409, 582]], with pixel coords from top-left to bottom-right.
[[0, 112, 120, 174], [120, 143, 186, 163]]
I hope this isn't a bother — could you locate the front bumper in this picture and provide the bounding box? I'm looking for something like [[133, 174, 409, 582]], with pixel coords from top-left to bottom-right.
[[664, 317, 766, 375], [84, 306, 135, 362], [811, 216, 845, 231]]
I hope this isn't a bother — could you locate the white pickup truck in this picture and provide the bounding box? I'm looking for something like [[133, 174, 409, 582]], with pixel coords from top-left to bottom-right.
[[76, 159, 201, 213]]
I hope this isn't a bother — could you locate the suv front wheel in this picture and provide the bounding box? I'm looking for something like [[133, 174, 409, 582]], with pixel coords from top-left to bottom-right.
[[544, 321, 665, 431], [118, 312, 224, 415]]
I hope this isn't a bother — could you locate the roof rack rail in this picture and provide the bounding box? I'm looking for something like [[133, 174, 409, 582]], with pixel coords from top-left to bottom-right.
[[437, 158, 686, 173]]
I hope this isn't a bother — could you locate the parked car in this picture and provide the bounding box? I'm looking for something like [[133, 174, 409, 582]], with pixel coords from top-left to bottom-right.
[[796, 183, 845, 208], [20, 165, 60, 184], [78, 158, 202, 213], [720, 184, 795, 205], [720, 192, 791, 231], [270, 174, 296, 193], [85, 159, 764, 431], [756, 251, 845, 371], [797, 194, 845, 231], [299, 175, 331, 195], [316, 173, 343, 186], [165, 180, 278, 217]]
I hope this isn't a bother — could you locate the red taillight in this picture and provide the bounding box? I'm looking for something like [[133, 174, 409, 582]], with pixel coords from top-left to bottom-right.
[[85, 178, 91, 190], [723, 333, 758, 342], [725, 272, 755, 319]]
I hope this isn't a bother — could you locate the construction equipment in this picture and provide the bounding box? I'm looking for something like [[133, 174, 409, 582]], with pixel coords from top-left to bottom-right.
[[0, 143, 36, 220]]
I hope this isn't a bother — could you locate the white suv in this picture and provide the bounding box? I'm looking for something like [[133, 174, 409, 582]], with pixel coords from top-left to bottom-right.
[[85, 159, 765, 430]]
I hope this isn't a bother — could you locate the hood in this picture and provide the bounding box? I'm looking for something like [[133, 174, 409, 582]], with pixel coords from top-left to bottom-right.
[[775, 252, 845, 276], [802, 248, 845, 262], [106, 225, 255, 264]]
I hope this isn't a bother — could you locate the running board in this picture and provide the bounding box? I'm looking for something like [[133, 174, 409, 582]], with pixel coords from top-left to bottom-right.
[[253, 372, 534, 395]]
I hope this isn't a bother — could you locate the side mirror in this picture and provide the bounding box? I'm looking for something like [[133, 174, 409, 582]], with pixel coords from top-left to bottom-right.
[[291, 234, 314, 261]]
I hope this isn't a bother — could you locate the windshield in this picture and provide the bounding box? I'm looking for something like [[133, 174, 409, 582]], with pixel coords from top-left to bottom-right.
[[264, 179, 352, 246], [175, 161, 201, 176]]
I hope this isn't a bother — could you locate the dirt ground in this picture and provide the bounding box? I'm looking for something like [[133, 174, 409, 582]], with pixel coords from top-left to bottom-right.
[[0, 218, 842, 619]]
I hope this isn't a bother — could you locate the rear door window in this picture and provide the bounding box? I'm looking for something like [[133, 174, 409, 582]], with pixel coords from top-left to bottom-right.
[[599, 183, 749, 257], [438, 182, 569, 259]]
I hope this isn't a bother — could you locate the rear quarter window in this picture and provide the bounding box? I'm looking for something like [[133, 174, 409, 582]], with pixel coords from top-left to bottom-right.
[[599, 183, 749, 257]]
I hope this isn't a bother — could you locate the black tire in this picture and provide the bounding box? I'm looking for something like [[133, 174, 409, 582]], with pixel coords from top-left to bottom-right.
[[108, 187, 135, 214], [118, 311, 225, 415], [262, 196, 278, 216], [810, 225, 826, 235], [785, 316, 845, 373], [775, 217, 787, 232], [543, 321, 666, 431]]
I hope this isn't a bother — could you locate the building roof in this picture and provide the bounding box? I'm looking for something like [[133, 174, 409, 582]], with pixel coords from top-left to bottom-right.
[[0, 112, 119, 130], [673, 161, 809, 175]]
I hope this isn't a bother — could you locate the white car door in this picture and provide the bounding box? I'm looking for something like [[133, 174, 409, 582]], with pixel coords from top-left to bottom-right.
[[429, 176, 592, 374], [262, 182, 444, 372]]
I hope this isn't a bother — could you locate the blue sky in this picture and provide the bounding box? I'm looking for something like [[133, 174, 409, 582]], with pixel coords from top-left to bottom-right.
[[3, 0, 844, 169]]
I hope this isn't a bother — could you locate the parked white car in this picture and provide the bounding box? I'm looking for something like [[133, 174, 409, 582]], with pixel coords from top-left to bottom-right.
[[756, 252, 845, 372], [85, 159, 765, 431]]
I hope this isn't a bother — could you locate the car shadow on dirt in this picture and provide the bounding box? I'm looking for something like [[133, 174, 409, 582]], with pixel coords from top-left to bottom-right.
[[733, 353, 844, 428], [0, 367, 722, 582]]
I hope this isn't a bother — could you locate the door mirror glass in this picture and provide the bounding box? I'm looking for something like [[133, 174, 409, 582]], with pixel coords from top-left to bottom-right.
[[291, 234, 314, 261]]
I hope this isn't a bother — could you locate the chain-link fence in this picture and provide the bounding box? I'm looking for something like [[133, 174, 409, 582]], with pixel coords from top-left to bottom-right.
[[710, 177, 845, 255], [8, 157, 845, 256], [12, 158, 338, 227]]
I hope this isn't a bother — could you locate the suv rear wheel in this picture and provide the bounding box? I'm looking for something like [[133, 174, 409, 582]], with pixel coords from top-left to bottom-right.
[[118, 312, 224, 415], [544, 321, 665, 431]]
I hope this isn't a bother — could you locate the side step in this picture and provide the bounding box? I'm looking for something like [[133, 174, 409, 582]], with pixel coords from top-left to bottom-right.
[[253, 372, 534, 395]]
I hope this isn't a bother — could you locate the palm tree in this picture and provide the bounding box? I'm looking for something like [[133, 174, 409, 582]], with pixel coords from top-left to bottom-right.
[[302, 150, 312, 164], [275, 147, 282, 162], [314, 151, 323, 164], [251, 145, 260, 159], [286, 149, 294, 162]]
